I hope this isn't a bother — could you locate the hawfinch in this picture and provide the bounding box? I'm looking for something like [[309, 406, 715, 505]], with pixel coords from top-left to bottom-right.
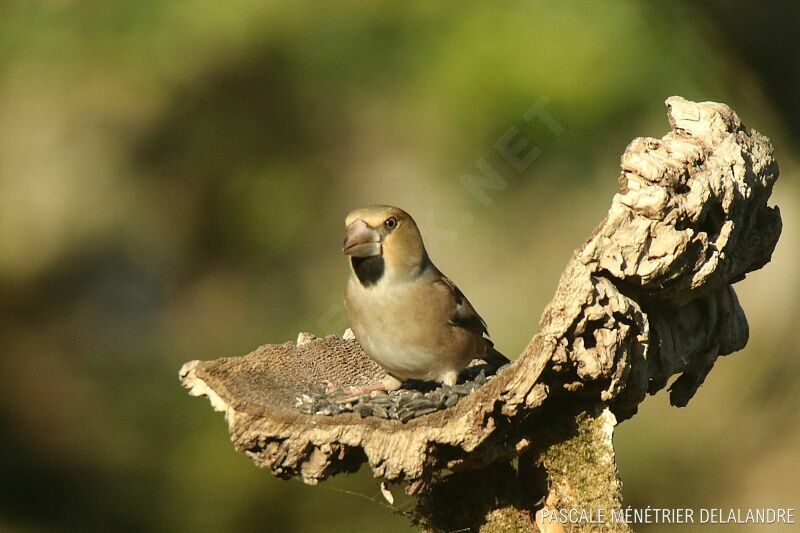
[[342, 205, 508, 391]]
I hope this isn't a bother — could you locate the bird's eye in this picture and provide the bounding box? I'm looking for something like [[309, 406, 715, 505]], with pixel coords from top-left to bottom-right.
[[384, 217, 398, 230]]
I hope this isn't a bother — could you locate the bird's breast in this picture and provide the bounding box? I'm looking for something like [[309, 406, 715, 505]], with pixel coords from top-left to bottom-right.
[[345, 277, 480, 381]]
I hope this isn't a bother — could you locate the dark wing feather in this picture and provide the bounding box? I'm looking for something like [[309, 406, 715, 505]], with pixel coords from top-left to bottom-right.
[[434, 273, 511, 367], [435, 275, 489, 337]]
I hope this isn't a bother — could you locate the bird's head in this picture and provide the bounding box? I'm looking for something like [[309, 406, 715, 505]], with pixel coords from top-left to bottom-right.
[[343, 205, 428, 284]]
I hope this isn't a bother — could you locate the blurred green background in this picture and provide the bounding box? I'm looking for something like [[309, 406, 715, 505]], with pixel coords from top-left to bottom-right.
[[1, 1, 798, 532]]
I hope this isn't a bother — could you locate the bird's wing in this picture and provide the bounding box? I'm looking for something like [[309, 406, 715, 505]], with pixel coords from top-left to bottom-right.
[[434, 274, 489, 337]]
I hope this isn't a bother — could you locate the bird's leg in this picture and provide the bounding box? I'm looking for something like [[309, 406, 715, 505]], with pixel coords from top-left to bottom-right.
[[345, 374, 402, 395]]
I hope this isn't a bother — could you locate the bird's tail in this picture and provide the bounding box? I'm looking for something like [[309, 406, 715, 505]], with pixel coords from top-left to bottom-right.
[[480, 340, 511, 368]]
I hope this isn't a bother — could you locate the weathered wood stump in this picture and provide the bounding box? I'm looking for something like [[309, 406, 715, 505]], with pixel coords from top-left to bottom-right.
[[180, 97, 781, 532]]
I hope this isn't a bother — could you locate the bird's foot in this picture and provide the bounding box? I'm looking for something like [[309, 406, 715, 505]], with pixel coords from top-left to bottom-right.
[[344, 383, 387, 395], [345, 375, 402, 395]]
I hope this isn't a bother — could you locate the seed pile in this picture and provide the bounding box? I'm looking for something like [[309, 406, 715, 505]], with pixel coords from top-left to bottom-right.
[[294, 363, 510, 423]]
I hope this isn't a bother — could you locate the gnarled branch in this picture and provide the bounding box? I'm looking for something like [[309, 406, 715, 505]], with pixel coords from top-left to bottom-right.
[[179, 97, 780, 532]]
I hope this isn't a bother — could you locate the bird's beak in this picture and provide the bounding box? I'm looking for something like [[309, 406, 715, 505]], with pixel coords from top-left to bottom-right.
[[343, 219, 382, 257]]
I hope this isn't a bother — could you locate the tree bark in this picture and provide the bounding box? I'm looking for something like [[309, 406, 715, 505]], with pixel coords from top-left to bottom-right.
[[180, 97, 781, 531]]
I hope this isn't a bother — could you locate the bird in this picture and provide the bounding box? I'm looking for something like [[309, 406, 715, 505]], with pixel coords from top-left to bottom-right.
[[342, 205, 509, 391]]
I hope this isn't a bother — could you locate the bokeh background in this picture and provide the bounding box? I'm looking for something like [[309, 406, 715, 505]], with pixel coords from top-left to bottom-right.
[[1, 1, 798, 532]]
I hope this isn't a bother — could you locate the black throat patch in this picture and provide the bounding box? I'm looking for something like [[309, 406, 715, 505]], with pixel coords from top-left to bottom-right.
[[352, 256, 385, 287]]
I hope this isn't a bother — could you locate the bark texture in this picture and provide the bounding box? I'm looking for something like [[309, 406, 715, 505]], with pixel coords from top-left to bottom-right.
[[180, 97, 781, 531]]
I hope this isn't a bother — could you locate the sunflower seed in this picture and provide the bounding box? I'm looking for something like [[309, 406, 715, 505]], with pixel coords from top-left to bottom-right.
[[296, 364, 506, 419], [404, 398, 434, 411], [354, 404, 373, 417], [399, 410, 416, 423], [413, 407, 438, 418], [371, 405, 388, 418]]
